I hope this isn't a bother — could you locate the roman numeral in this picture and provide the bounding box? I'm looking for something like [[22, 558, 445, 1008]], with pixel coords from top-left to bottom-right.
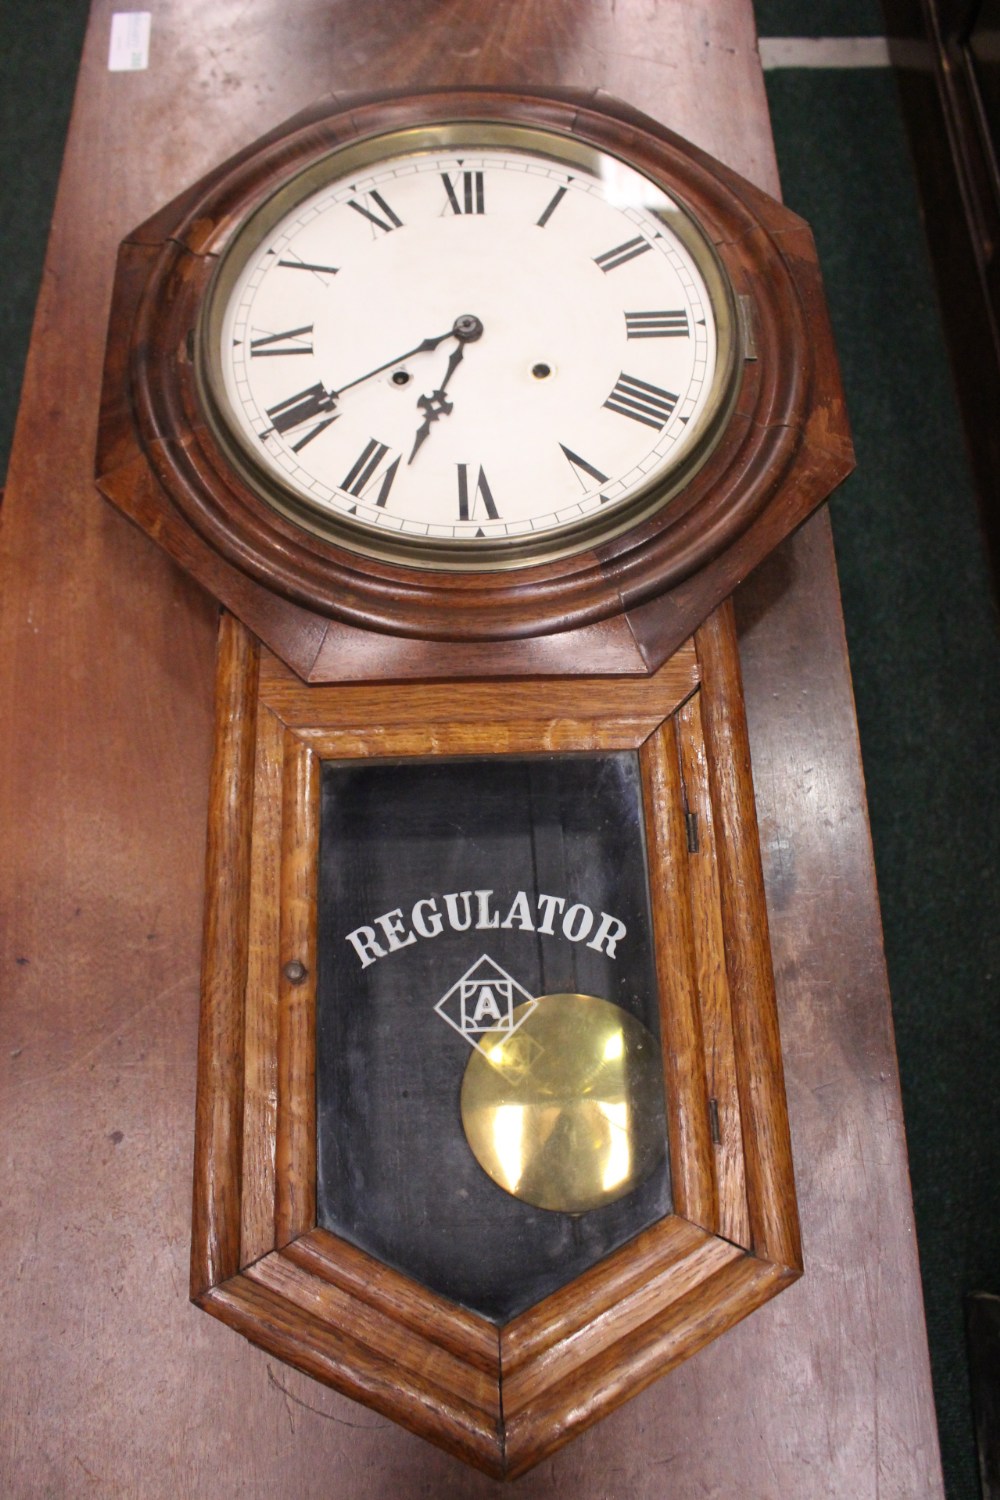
[[603, 373, 678, 429], [262, 382, 338, 450], [249, 324, 314, 357], [442, 170, 485, 215], [347, 190, 403, 234], [559, 444, 609, 489], [276, 254, 339, 277], [457, 464, 500, 522], [594, 236, 652, 273], [625, 309, 689, 338], [341, 439, 400, 507], [537, 185, 568, 228]]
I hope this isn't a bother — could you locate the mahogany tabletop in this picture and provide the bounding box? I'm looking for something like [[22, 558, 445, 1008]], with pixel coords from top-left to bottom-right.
[[0, 2, 944, 1495]]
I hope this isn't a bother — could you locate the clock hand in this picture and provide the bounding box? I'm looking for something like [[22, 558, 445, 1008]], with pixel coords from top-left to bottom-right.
[[408, 345, 464, 464], [408, 314, 483, 465], [331, 314, 483, 403], [332, 326, 456, 399], [266, 323, 463, 444]]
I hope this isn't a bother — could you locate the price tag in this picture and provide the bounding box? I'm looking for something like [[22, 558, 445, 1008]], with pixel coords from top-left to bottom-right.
[[108, 12, 151, 72]]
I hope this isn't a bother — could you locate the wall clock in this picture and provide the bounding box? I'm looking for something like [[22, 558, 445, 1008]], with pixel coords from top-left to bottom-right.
[[196, 121, 738, 570], [96, 86, 853, 1477], [97, 85, 850, 679]]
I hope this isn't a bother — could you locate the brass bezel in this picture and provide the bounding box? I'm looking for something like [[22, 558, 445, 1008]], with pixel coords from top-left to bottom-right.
[[196, 120, 741, 573]]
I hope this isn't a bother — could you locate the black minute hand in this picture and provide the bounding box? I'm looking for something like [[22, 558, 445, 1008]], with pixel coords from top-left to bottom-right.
[[332, 327, 456, 399]]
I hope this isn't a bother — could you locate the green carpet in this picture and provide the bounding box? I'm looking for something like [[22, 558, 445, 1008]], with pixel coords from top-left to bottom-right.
[[2, 4, 998, 1496], [757, 0, 883, 33], [0, 2, 89, 480], [757, 4, 1000, 1497]]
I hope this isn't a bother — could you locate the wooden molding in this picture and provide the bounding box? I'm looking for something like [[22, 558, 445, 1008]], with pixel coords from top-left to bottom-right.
[[191, 603, 800, 1476]]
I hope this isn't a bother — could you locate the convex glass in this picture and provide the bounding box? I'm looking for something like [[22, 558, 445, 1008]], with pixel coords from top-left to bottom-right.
[[200, 125, 737, 567]]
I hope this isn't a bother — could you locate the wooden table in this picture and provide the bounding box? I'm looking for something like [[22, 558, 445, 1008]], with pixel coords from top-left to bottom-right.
[[0, 3, 945, 1495]]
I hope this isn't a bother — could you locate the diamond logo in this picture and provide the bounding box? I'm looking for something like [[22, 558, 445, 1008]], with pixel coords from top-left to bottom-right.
[[434, 954, 537, 1055]]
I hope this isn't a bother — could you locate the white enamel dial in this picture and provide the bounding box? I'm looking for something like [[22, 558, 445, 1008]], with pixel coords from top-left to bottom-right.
[[202, 127, 737, 567]]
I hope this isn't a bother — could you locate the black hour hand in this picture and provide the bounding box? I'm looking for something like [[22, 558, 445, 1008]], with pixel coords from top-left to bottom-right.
[[408, 342, 465, 464]]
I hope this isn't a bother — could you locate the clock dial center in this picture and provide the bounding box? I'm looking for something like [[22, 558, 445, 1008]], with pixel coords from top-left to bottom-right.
[[453, 313, 484, 343]]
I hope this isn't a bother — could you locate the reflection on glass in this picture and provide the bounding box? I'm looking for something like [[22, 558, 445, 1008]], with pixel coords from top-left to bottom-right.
[[598, 1101, 630, 1193], [603, 1030, 624, 1063], [461, 993, 665, 1214], [491, 1105, 525, 1194]]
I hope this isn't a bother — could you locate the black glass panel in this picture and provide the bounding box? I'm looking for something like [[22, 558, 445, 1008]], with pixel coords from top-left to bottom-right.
[[315, 752, 670, 1323]]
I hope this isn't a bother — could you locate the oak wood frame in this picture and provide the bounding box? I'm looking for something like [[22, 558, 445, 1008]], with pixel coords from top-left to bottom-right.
[[192, 600, 801, 1479], [96, 85, 853, 683]]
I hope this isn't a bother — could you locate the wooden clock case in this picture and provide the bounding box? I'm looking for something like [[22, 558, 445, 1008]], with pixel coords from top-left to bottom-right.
[[95, 86, 853, 683], [192, 605, 801, 1479], [94, 87, 853, 1479]]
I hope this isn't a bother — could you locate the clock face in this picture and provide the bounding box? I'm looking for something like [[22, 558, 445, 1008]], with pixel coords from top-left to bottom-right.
[[199, 123, 739, 568]]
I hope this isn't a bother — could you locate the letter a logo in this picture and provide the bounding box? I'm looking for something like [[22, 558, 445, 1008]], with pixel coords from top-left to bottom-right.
[[435, 955, 536, 1055], [462, 978, 513, 1029]]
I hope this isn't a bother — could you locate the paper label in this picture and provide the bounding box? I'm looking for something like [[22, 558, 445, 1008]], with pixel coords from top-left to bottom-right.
[[108, 12, 151, 72], [758, 36, 891, 70]]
